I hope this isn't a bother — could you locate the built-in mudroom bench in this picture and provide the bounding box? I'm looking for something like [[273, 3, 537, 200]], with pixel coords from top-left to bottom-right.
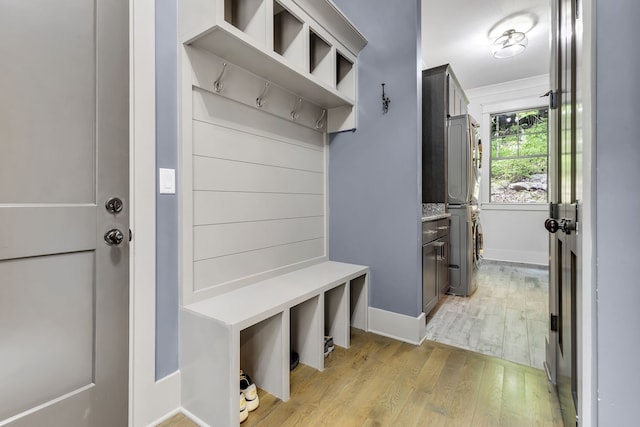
[[177, 0, 367, 425], [180, 262, 368, 425]]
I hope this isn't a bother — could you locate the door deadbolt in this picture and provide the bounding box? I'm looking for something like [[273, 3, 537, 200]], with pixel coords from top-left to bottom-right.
[[561, 218, 575, 234], [105, 197, 124, 214], [104, 229, 125, 246], [545, 218, 560, 233]]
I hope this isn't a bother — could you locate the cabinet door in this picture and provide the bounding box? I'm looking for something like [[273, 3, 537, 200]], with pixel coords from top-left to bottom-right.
[[447, 75, 456, 116], [459, 95, 468, 114], [422, 243, 438, 314], [447, 75, 468, 116], [437, 237, 450, 295]]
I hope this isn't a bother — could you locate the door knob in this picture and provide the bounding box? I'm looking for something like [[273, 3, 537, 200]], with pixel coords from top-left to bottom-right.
[[104, 229, 125, 246], [545, 218, 576, 234], [545, 218, 560, 233]]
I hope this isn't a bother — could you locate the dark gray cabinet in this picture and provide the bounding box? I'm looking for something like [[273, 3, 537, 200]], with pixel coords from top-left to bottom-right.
[[422, 64, 468, 204], [422, 218, 450, 315]]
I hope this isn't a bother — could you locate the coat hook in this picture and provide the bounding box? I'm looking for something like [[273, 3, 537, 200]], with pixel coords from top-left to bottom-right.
[[213, 63, 227, 93], [290, 97, 303, 120], [381, 83, 391, 114], [256, 82, 269, 108], [315, 109, 326, 129]]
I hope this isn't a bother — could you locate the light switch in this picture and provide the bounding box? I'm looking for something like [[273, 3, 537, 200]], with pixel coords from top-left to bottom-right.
[[159, 168, 176, 194]]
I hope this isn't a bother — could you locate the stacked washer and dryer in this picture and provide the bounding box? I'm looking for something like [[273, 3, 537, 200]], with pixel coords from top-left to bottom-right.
[[447, 115, 483, 296], [422, 65, 483, 301]]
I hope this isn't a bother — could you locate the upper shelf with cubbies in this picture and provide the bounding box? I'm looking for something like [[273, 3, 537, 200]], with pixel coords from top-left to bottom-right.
[[179, 0, 366, 132]]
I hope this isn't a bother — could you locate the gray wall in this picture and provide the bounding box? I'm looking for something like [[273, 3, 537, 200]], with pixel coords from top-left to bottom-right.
[[329, 0, 423, 317], [155, 0, 179, 380], [596, 0, 640, 423]]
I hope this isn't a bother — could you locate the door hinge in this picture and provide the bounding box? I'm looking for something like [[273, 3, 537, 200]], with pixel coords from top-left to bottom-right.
[[541, 90, 559, 110], [551, 314, 559, 332]]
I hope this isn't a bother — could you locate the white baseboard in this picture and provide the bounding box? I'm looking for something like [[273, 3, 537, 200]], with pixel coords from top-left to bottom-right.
[[147, 406, 209, 427], [482, 248, 547, 266], [146, 406, 182, 427], [180, 407, 211, 427], [367, 307, 426, 345], [138, 371, 181, 427]]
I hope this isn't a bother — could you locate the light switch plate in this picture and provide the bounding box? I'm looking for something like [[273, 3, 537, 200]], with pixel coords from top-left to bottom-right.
[[159, 168, 176, 194]]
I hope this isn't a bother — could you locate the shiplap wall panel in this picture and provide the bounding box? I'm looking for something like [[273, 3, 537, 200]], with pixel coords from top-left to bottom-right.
[[193, 156, 324, 194], [193, 239, 324, 291], [193, 217, 324, 261], [193, 120, 323, 172], [192, 88, 323, 149], [189, 89, 327, 297], [194, 192, 324, 225]]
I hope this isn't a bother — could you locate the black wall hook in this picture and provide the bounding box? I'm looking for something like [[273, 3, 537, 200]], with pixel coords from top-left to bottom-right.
[[381, 83, 391, 114]]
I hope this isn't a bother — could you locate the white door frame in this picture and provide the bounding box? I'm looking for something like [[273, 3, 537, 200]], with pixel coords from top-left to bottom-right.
[[129, 0, 181, 425], [575, 0, 596, 426]]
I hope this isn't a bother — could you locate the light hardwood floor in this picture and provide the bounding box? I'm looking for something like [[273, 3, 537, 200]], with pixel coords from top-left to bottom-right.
[[425, 261, 549, 368], [159, 328, 562, 427]]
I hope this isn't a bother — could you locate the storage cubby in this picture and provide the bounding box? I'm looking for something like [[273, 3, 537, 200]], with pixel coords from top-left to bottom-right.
[[324, 283, 349, 349], [309, 30, 333, 86], [180, 0, 368, 132], [240, 312, 287, 399], [349, 274, 367, 330], [224, 0, 267, 43], [336, 51, 354, 99], [273, 2, 305, 69], [290, 296, 323, 371]]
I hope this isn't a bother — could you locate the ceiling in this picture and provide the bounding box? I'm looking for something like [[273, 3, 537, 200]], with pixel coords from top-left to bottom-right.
[[421, 0, 551, 91]]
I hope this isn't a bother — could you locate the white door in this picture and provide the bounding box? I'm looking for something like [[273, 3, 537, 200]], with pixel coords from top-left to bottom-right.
[[546, 0, 580, 425], [0, 0, 129, 426]]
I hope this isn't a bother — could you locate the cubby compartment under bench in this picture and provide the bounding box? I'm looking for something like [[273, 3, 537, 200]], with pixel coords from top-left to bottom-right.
[[180, 261, 369, 426]]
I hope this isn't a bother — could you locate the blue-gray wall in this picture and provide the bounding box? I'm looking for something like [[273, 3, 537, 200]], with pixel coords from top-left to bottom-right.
[[596, 0, 640, 423], [329, 0, 423, 317], [155, 0, 179, 380]]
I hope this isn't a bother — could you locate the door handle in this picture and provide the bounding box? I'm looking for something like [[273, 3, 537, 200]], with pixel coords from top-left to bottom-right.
[[104, 229, 125, 246], [545, 218, 576, 234]]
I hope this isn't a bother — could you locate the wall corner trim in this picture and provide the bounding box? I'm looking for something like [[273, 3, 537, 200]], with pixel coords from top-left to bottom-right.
[[367, 307, 426, 345]]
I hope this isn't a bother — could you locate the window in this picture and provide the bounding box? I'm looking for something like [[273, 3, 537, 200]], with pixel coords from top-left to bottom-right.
[[489, 108, 548, 203]]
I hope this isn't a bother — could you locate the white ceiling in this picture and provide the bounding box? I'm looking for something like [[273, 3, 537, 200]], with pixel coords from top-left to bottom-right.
[[421, 0, 551, 91]]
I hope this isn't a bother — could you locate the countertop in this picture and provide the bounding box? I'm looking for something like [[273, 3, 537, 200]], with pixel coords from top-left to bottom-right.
[[421, 213, 451, 222]]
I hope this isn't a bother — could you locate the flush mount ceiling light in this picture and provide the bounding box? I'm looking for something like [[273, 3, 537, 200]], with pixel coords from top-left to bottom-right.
[[492, 29, 528, 59]]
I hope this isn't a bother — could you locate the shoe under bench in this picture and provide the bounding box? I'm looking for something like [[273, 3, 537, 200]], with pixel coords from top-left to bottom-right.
[[180, 261, 369, 426]]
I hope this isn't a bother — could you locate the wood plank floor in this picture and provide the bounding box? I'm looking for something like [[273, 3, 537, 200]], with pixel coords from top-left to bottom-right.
[[159, 329, 563, 427]]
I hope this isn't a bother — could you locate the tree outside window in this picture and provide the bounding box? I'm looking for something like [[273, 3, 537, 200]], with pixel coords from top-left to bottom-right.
[[490, 108, 549, 203]]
